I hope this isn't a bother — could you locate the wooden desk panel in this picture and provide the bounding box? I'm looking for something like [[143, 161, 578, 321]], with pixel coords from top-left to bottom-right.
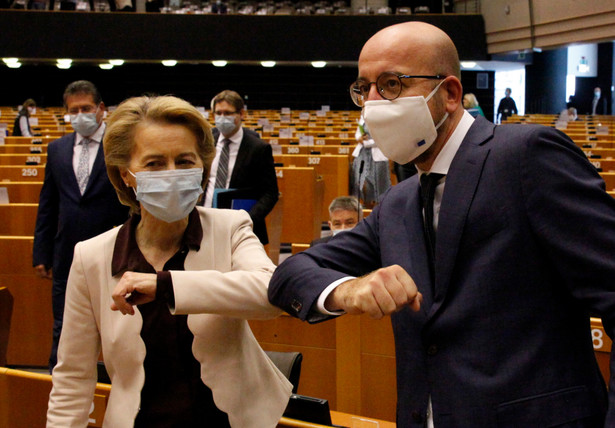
[[278, 411, 395, 428], [2, 274, 53, 367], [0, 203, 38, 236], [0, 236, 52, 366], [0, 153, 46, 166], [0, 368, 110, 428], [250, 314, 337, 406], [0, 165, 45, 182], [275, 167, 324, 244], [0, 181, 43, 203], [601, 173, 615, 191], [590, 317, 612, 385], [274, 155, 349, 222], [0, 144, 48, 154], [3, 136, 56, 145]]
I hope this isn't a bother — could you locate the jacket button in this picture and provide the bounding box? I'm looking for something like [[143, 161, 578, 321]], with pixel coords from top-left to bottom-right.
[[411, 410, 424, 423], [291, 299, 302, 312], [427, 344, 438, 356]]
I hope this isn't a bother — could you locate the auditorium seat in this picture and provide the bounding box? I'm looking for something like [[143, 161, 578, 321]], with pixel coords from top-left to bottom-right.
[[265, 350, 303, 393]]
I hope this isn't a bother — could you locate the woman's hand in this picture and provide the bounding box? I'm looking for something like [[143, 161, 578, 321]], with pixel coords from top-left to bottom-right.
[[111, 272, 157, 315]]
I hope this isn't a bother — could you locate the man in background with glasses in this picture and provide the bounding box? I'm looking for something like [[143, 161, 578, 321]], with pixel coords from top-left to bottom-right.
[[33, 80, 129, 372], [270, 21, 615, 426], [202, 89, 278, 246]]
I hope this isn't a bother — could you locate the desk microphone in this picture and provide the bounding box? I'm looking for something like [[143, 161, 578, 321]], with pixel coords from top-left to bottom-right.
[[357, 159, 365, 218]]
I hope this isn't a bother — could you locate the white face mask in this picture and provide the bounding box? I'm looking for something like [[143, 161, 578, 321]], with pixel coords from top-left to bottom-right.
[[215, 114, 238, 136], [363, 80, 448, 164], [70, 106, 101, 137], [130, 168, 204, 223], [27, 107, 36, 115]]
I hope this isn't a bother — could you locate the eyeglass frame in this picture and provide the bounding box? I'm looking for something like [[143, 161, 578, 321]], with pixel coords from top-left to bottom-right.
[[349, 72, 445, 107]]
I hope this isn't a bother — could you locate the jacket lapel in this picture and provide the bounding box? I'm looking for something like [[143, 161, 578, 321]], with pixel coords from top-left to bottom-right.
[[58, 133, 82, 195], [429, 117, 495, 317], [229, 130, 248, 186]]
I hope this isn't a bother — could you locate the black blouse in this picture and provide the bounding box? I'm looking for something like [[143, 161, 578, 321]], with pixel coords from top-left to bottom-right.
[[111, 209, 230, 427]]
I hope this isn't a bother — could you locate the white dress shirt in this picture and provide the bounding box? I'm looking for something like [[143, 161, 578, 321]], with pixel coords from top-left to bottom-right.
[[203, 127, 243, 208]]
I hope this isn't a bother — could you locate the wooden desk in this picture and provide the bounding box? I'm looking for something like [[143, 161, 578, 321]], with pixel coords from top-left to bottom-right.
[[274, 155, 348, 222], [276, 167, 324, 244], [0, 153, 46, 166], [0, 203, 38, 235], [0, 236, 53, 366], [0, 165, 45, 181], [0, 144, 48, 154], [250, 312, 397, 421], [590, 317, 612, 384], [0, 181, 43, 203], [0, 368, 110, 428], [0, 367, 393, 428], [3, 136, 56, 145], [278, 411, 395, 427]]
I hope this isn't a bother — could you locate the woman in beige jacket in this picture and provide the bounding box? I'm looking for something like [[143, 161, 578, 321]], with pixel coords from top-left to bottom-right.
[[47, 95, 292, 428]]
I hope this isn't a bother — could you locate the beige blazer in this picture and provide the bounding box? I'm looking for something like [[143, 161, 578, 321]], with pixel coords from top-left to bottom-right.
[[47, 208, 292, 428]]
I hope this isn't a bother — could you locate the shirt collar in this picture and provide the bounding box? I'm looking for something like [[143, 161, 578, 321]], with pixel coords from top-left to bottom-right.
[[111, 208, 203, 276], [218, 126, 243, 145], [417, 109, 475, 176], [75, 122, 106, 146]]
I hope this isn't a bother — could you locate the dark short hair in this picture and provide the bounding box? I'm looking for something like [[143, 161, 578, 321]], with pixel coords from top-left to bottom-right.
[[63, 80, 102, 106], [22, 98, 36, 109], [210, 90, 244, 113]]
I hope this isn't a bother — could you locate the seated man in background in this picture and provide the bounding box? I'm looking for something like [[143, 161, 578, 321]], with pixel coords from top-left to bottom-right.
[[311, 196, 362, 246]]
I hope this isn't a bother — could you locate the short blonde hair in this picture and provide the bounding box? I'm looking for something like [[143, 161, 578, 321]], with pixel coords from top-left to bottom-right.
[[103, 95, 215, 214], [463, 93, 479, 108]]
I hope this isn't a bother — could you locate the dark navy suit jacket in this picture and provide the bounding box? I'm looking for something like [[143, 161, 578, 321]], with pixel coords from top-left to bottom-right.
[[270, 117, 615, 427], [212, 127, 278, 245], [33, 132, 129, 281]]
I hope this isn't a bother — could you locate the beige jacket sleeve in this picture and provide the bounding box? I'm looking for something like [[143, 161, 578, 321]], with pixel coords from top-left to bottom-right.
[[170, 209, 282, 320]]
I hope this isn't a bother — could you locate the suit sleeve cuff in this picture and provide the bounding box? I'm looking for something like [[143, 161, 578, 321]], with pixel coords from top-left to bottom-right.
[[156, 271, 176, 311], [315, 276, 355, 316]]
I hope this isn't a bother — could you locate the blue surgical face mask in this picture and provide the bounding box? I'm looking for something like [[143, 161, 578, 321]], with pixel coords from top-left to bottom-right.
[[70, 107, 100, 137], [129, 168, 204, 223], [215, 114, 238, 136]]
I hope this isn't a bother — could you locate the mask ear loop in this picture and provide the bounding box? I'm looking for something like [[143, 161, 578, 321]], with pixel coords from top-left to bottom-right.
[[425, 78, 447, 103], [425, 78, 449, 131]]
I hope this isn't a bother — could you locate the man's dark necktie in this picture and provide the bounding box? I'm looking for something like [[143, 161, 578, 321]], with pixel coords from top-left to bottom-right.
[[214, 139, 231, 189], [420, 173, 444, 280]]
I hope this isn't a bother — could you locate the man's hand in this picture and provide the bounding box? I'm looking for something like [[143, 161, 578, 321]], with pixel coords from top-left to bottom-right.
[[34, 264, 52, 280], [111, 272, 157, 315], [325, 265, 422, 319]]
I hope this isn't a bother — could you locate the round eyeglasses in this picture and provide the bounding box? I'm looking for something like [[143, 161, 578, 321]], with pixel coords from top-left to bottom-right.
[[349, 72, 444, 107]]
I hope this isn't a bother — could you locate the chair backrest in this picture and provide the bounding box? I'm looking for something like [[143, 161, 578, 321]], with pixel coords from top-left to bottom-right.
[[265, 350, 302, 393], [0, 287, 13, 367]]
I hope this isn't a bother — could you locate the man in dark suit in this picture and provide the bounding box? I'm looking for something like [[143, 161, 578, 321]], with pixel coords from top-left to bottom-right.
[[33, 80, 129, 372], [310, 196, 362, 247], [269, 22, 615, 426], [496, 87, 518, 123], [203, 89, 278, 245]]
